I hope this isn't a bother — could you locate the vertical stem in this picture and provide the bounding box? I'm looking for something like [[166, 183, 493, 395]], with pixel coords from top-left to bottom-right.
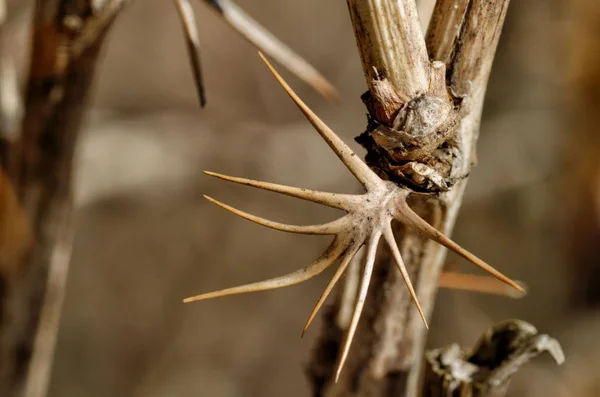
[[0, 1, 131, 396], [309, 1, 512, 396], [346, 0, 431, 99], [425, 0, 470, 65]]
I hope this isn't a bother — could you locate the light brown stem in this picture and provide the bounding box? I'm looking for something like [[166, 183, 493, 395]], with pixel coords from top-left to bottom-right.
[[346, 0, 431, 99], [309, 1, 512, 396]]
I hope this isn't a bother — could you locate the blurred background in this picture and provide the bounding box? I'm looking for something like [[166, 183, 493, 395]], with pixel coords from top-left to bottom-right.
[[6, 0, 598, 395]]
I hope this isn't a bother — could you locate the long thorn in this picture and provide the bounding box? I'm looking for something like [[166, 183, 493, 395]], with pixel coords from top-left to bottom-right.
[[439, 272, 527, 299], [204, 171, 357, 210], [183, 237, 346, 303], [335, 231, 381, 382], [259, 52, 380, 190], [302, 239, 363, 337], [174, 0, 207, 107], [383, 224, 428, 328], [397, 202, 525, 293], [202, 0, 338, 101], [204, 195, 345, 235]]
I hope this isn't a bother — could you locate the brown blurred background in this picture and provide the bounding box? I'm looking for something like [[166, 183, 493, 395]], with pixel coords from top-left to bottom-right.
[[6, 0, 599, 395]]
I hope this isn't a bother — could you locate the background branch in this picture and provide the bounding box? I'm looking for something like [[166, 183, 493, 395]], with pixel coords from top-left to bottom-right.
[[0, 1, 131, 396], [423, 320, 564, 397], [202, 0, 339, 102]]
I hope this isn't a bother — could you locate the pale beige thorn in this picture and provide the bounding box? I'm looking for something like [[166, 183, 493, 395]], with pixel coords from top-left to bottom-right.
[[183, 237, 347, 303], [204, 195, 344, 235], [335, 231, 381, 383], [204, 171, 357, 211], [301, 239, 363, 337], [259, 52, 380, 190], [439, 272, 527, 299], [174, 0, 206, 107], [383, 224, 428, 328], [202, 0, 338, 101], [397, 202, 525, 294]]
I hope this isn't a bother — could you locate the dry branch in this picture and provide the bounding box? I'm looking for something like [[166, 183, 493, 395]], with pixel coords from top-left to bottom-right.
[[0, 1, 131, 396], [423, 320, 564, 397], [308, 1, 514, 396], [201, 0, 339, 102], [174, 0, 207, 107], [567, 0, 600, 309]]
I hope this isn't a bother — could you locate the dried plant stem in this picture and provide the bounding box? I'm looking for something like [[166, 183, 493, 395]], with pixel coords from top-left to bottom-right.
[[309, 1, 512, 395], [423, 320, 564, 397], [173, 0, 206, 107], [0, 1, 131, 396], [202, 0, 339, 101], [346, 0, 431, 99]]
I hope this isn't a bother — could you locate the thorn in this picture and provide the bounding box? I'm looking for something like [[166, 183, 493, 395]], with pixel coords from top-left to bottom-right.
[[204, 170, 355, 210], [335, 231, 380, 382], [302, 239, 363, 337], [383, 225, 428, 328], [183, 237, 347, 303], [258, 51, 380, 190], [397, 200, 525, 294], [203, 195, 343, 235], [439, 272, 527, 299]]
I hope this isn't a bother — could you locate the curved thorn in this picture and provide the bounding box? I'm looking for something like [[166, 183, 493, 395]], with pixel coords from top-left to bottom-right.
[[204, 171, 357, 211], [302, 238, 363, 337], [439, 272, 527, 299], [259, 52, 380, 190], [335, 231, 381, 383], [396, 202, 525, 294], [204, 195, 345, 235], [174, 0, 207, 107], [183, 237, 346, 303], [204, 0, 339, 101], [383, 224, 428, 328]]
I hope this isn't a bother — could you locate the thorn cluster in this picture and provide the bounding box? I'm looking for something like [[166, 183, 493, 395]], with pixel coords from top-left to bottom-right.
[[184, 52, 524, 382]]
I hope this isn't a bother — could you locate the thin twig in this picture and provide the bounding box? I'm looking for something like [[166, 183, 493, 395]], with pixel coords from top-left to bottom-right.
[[201, 0, 339, 102], [173, 0, 206, 107], [22, 208, 73, 397]]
